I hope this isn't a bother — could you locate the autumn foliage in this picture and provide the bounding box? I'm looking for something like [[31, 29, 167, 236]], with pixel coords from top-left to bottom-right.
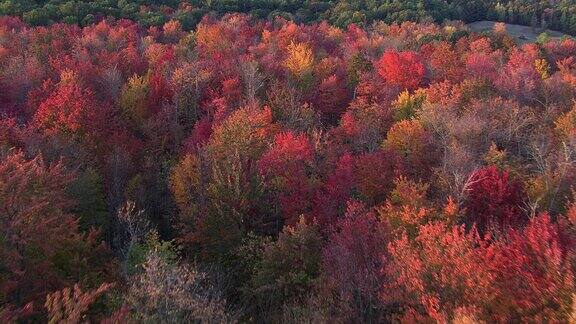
[[377, 50, 426, 90], [2, 13, 576, 322], [464, 166, 526, 232]]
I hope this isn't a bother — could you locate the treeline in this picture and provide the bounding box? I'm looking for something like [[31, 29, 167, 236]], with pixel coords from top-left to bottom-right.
[[2, 14, 576, 322], [2, 0, 576, 34]]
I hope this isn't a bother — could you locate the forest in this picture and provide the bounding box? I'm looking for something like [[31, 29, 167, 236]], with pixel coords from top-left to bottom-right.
[[3, 0, 576, 35], [1, 10, 576, 323]]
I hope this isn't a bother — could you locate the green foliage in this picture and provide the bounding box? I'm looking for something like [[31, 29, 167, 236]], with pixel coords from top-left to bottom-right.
[[346, 52, 372, 88], [536, 32, 550, 44], [119, 74, 150, 125], [126, 231, 180, 276], [68, 167, 108, 232], [243, 218, 323, 321], [4, 0, 576, 35], [392, 89, 426, 121]]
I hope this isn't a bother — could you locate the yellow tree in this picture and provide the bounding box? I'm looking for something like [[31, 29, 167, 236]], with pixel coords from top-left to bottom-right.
[[119, 75, 150, 124], [284, 41, 314, 82]]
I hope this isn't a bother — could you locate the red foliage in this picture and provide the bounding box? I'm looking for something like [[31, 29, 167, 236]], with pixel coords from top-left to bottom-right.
[[259, 131, 313, 172], [376, 50, 425, 90], [489, 213, 575, 321], [385, 222, 495, 322], [386, 214, 576, 322], [429, 42, 464, 82], [259, 131, 314, 225], [312, 152, 355, 226], [183, 117, 213, 153], [495, 48, 542, 102], [465, 52, 498, 82], [221, 76, 243, 108], [0, 152, 83, 311], [354, 72, 398, 106], [464, 166, 526, 232], [544, 38, 576, 67], [354, 150, 403, 205], [312, 74, 352, 122], [321, 200, 389, 321], [33, 74, 109, 142], [148, 71, 173, 114], [2, 16, 576, 322]]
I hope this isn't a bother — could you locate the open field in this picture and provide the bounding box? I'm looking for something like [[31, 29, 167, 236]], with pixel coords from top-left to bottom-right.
[[467, 20, 570, 43]]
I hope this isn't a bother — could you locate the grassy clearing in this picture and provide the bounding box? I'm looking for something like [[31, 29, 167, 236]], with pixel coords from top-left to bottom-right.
[[467, 20, 570, 43]]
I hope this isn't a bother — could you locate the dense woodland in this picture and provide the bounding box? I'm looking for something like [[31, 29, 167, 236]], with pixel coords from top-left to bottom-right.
[[2, 12, 576, 323], [3, 0, 576, 35]]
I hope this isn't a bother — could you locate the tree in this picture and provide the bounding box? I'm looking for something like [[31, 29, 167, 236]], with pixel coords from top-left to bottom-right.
[[169, 154, 203, 246], [171, 107, 279, 261], [125, 250, 235, 323], [33, 71, 107, 141], [429, 41, 463, 82], [114, 201, 150, 278], [383, 119, 436, 179], [258, 131, 314, 225], [284, 41, 314, 79], [284, 42, 314, 90], [489, 213, 575, 322], [385, 222, 496, 322], [312, 152, 355, 226], [376, 50, 425, 90], [311, 74, 351, 123], [67, 167, 109, 232], [465, 52, 498, 82], [246, 218, 323, 321], [321, 201, 389, 322], [354, 150, 402, 205], [119, 74, 150, 125], [45, 282, 114, 324], [464, 166, 526, 233], [555, 104, 576, 142], [0, 118, 25, 153], [0, 152, 86, 312], [391, 89, 426, 121], [376, 176, 440, 238], [495, 48, 542, 103]]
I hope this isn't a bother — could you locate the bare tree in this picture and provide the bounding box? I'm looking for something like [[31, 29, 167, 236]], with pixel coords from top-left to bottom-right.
[[115, 201, 149, 278], [240, 60, 265, 108], [125, 250, 237, 323]]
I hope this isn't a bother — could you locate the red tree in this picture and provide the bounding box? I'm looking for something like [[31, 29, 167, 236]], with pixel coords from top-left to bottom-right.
[[429, 42, 463, 82], [489, 213, 575, 322], [312, 74, 352, 122], [33, 72, 109, 143], [312, 152, 355, 226], [495, 48, 542, 103], [258, 131, 314, 225], [183, 117, 213, 153], [0, 152, 89, 312], [354, 150, 403, 205], [385, 222, 496, 322], [321, 200, 389, 321], [376, 50, 425, 90], [464, 166, 526, 233]]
